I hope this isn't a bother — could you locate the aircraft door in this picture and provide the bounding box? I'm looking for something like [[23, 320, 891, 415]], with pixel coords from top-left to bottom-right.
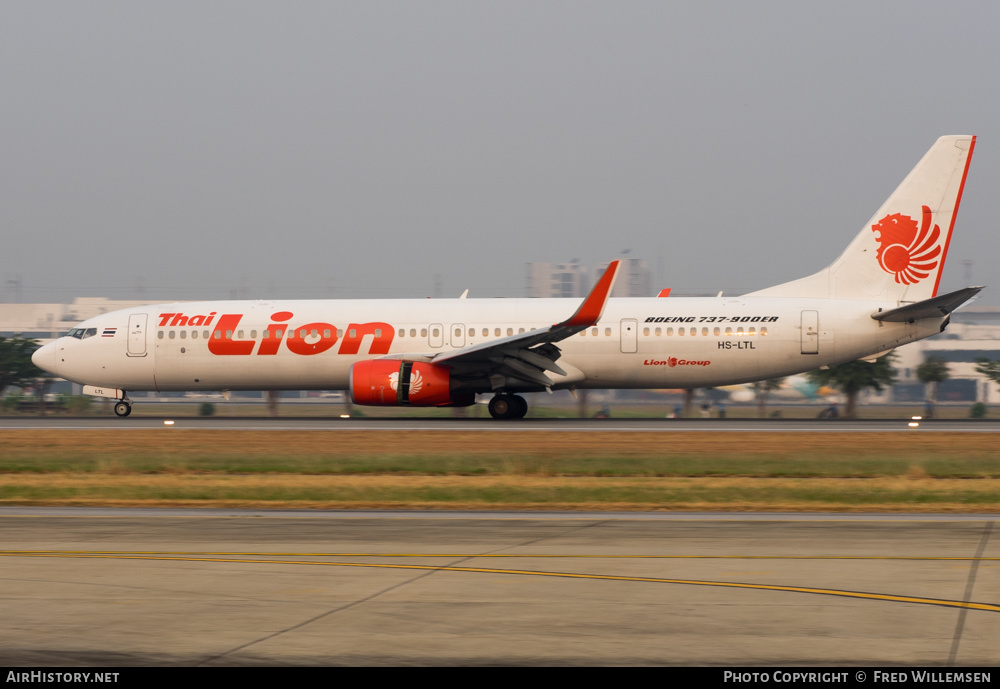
[[429, 323, 444, 348], [801, 311, 819, 355], [451, 323, 465, 348], [127, 314, 148, 357], [620, 319, 638, 353]]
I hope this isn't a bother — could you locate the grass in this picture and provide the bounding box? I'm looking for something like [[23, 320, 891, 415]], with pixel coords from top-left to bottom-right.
[[1, 430, 998, 511]]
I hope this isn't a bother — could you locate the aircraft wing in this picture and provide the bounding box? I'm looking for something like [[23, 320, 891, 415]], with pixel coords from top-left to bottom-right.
[[871, 286, 984, 322], [380, 261, 620, 390]]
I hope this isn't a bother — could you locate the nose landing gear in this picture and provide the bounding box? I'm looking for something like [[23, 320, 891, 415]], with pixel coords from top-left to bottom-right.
[[114, 397, 132, 417], [488, 394, 528, 420]]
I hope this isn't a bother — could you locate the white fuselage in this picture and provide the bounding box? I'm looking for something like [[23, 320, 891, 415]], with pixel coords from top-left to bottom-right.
[[35, 296, 942, 394]]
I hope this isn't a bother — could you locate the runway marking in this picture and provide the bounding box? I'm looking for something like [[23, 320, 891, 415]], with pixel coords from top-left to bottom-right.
[[3, 550, 998, 614]]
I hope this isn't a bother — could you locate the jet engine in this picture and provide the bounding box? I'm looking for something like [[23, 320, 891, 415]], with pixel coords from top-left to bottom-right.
[[349, 360, 474, 407]]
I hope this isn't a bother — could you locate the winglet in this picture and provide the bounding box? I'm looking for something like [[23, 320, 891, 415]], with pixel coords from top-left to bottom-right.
[[558, 260, 620, 328]]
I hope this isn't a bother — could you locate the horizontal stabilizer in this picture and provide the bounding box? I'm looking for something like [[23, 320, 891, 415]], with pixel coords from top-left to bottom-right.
[[871, 286, 983, 322]]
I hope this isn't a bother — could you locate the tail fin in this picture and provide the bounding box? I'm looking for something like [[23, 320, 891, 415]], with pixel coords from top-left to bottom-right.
[[747, 135, 976, 302]]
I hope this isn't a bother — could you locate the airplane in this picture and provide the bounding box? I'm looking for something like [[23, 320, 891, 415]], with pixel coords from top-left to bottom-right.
[[720, 375, 839, 404], [32, 135, 981, 419]]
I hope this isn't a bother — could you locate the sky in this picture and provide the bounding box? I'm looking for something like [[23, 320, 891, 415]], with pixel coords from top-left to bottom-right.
[[3, 1, 999, 303]]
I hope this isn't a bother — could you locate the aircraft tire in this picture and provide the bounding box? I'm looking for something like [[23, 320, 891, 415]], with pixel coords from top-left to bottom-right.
[[488, 395, 512, 419], [511, 395, 528, 418], [114, 401, 132, 417]]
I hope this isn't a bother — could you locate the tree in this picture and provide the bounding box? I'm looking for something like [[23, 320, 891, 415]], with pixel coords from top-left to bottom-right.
[[974, 358, 1000, 404], [751, 378, 785, 418], [974, 358, 1000, 385], [0, 337, 43, 398], [807, 354, 897, 418], [916, 356, 950, 418]]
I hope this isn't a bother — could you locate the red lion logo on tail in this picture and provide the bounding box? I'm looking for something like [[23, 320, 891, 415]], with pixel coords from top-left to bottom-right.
[[871, 206, 941, 284]]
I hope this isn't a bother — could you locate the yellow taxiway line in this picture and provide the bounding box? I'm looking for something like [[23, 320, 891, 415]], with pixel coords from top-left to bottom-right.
[[2, 549, 997, 614]]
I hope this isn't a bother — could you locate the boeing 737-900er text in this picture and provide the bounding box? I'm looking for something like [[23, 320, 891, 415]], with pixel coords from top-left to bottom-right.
[[32, 135, 981, 419]]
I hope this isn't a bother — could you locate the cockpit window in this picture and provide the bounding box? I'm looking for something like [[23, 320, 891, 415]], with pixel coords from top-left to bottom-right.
[[67, 328, 98, 340]]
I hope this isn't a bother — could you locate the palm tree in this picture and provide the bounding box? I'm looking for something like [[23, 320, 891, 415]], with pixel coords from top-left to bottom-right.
[[916, 356, 949, 418], [808, 354, 897, 418], [974, 358, 1000, 405], [751, 378, 785, 418], [0, 337, 42, 397]]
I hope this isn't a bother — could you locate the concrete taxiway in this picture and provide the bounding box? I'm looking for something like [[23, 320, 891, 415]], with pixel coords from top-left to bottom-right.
[[0, 509, 996, 665]]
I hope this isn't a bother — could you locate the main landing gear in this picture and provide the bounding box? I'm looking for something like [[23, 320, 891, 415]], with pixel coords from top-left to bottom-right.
[[113, 397, 132, 417], [488, 394, 528, 420]]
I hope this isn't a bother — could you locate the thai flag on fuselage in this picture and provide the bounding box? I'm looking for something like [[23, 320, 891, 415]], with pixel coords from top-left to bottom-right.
[[102, 328, 117, 337]]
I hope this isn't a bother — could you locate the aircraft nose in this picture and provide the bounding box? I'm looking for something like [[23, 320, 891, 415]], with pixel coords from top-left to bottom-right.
[[31, 341, 56, 374]]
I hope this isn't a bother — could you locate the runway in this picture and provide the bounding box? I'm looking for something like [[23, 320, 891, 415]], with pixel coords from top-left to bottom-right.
[[0, 508, 996, 665], [1, 416, 998, 432]]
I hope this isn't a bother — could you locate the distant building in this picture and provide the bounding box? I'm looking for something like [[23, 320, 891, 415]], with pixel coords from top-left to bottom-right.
[[526, 258, 652, 299], [596, 258, 652, 298], [525, 261, 591, 298], [892, 306, 1000, 403], [0, 297, 158, 343]]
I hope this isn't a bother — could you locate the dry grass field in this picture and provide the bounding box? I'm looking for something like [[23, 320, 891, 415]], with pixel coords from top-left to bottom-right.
[[2, 430, 998, 511]]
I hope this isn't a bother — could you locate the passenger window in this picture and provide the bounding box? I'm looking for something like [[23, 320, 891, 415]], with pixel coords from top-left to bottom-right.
[[749, 327, 756, 336], [591, 327, 598, 336], [226, 330, 233, 339], [667, 327, 673, 336], [214, 330, 222, 339], [410, 329, 417, 338], [432, 327, 440, 337], [157, 331, 164, 339], [714, 327, 720, 336], [421, 328, 428, 337], [605, 328, 611, 336], [398, 329, 404, 337], [482, 328, 487, 337], [507, 328, 513, 336], [237, 330, 244, 339], [519, 328, 525, 334], [679, 328, 684, 336], [324, 329, 332, 338], [192, 331, 198, 339], [455, 328, 461, 337], [643, 327, 650, 336], [655, 327, 661, 336], [701, 327, 708, 336], [737, 327, 744, 336], [725, 327, 732, 336], [180, 330, 187, 339], [495, 328, 501, 337], [169, 331, 176, 339], [348, 329, 356, 338], [761, 327, 768, 336]]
